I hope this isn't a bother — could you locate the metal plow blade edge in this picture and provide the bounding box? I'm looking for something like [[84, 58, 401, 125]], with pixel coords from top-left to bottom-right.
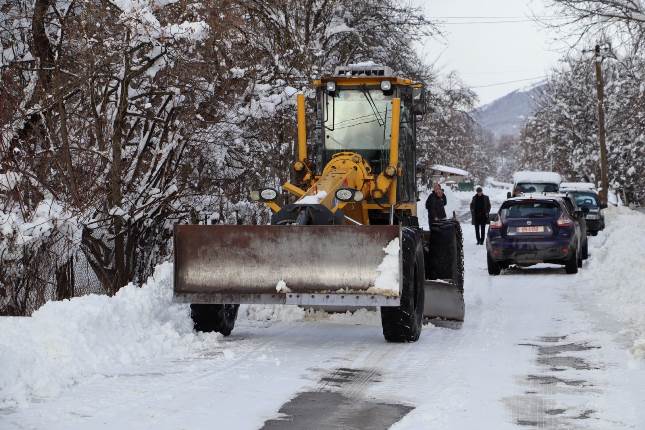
[[173, 224, 402, 307]]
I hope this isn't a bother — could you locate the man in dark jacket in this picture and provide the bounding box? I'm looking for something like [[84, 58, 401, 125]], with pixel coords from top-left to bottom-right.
[[426, 183, 447, 222], [470, 186, 491, 245]]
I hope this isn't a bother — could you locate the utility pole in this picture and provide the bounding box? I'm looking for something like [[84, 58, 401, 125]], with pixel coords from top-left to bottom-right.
[[593, 44, 609, 205]]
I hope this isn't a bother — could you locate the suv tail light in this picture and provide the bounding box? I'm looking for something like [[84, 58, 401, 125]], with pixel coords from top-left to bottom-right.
[[557, 213, 573, 227], [490, 218, 503, 229]]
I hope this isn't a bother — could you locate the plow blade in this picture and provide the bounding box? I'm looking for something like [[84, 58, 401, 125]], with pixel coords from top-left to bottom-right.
[[422, 220, 465, 322], [424, 280, 465, 321], [173, 224, 401, 307]]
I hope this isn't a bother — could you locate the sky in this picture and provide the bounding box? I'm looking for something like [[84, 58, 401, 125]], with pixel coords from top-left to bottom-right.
[[414, 0, 570, 106]]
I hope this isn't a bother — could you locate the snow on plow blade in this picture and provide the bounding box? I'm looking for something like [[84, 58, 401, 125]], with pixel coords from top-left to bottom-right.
[[173, 225, 401, 307]]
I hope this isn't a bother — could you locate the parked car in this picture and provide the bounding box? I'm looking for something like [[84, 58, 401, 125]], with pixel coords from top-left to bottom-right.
[[486, 195, 589, 275], [509, 171, 562, 198], [559, 182, 606, 235]]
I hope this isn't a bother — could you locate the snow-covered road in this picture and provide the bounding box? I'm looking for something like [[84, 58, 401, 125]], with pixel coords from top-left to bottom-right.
[[2, 189, 644, 429]]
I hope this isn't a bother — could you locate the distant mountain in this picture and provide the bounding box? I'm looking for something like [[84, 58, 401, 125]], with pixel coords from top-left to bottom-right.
[[472, 82, 545, 138]]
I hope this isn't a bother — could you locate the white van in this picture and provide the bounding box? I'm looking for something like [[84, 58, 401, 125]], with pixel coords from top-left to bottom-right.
[[509, 171, 562, 198]]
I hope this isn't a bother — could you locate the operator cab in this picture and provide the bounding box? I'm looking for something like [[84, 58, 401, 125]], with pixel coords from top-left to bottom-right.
[[313, 64, 426, 203]]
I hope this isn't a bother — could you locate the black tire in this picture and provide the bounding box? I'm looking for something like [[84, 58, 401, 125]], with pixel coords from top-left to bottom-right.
[[565, 248, 578, 274], [487, 251, 501, 275], [381, 228, 425, 343], [190, 304, 240, 336], [589, 230, 598, 236], [582, 240, 589, 260]]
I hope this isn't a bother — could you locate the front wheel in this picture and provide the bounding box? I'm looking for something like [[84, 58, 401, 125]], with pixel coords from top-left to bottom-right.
[[381, 228, 425, 343], [190, 304, 240, 336]]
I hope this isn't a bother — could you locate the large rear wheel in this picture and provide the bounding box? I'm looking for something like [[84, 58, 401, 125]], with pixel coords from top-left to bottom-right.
[[190, 304, 240, 336], [381, 228, 425, 343]]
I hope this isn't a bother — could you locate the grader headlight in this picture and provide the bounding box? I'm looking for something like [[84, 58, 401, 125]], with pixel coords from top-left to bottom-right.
[[335, 188, 354, 202], [260, 188, 278, 201], [251, 188, 279, 202]]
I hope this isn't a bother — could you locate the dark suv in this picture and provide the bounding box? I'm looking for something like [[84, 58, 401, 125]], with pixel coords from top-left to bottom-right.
[[486, 195, 588, 275], [564, 190, 606, 235]]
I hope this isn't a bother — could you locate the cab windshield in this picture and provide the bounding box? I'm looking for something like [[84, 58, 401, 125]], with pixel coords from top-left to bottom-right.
[[323, 88, 392, 171]]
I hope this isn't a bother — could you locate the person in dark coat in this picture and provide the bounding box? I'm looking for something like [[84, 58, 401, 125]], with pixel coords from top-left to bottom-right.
[[426, 183, 447, 222], [470, 186, 491, 245]]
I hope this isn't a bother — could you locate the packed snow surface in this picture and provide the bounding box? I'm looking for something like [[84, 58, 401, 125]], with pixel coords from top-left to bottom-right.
[[367, 238, 400, 297], [512, 170, 562, 184]]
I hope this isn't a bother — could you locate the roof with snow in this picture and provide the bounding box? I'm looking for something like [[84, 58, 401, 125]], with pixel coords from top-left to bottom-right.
[[512, 171, 562, 184], [559, 182, 597, 192], [429, 164, 470, 177]]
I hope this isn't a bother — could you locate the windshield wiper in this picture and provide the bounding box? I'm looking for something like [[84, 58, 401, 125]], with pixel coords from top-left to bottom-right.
[[361, 86, 384, 127]]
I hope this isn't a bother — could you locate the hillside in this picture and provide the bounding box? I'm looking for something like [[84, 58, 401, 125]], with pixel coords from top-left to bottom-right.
[[472, 82, 545, 138]]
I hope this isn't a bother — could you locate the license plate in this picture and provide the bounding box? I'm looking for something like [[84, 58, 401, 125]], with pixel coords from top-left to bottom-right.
[[517, 226, 544, 233]]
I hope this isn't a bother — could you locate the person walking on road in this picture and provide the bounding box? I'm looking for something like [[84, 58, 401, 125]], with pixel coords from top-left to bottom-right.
[[426, 183, 447, 222], [470, 186, 491, 245]]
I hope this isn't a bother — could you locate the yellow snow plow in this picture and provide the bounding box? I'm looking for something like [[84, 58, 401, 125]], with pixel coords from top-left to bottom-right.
[[173, 64, 464, 342]]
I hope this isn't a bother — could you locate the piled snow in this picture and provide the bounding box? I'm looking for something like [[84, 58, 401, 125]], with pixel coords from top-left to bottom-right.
[[486, 177, 513, 189], [296, 190, 328, 204], [0, 263, 210, 408], [582, 207, 645, 358], [512, 171, 562, 184], [429, 164, 470, 177], [275, 280, 291, 293], [367, 238, 400, 297], [559, 182, 596, 191]]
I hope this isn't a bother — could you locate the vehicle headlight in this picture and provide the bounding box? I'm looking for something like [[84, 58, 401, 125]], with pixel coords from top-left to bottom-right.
[[335, 188, 354, 202], [326, 81, 336, 93], [380, 80, 392, 91]]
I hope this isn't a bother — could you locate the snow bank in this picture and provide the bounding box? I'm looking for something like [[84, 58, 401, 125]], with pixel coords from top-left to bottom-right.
[[429, 164, 470, 177], [582, 207, 645, 358], [0, 263, 209, 408], [368, 238, 400, 296]]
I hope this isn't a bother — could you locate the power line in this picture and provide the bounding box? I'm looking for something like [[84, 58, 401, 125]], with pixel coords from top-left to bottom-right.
[[433, 16, 574, 25], [470, 76, 546, 89], [431, 16, 573, 19]]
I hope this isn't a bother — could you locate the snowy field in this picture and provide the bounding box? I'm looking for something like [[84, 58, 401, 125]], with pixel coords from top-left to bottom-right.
[[1, 187, 645, 429]]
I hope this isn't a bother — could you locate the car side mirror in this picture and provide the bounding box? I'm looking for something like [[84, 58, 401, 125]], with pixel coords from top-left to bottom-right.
[[506, 192, 512, 199]]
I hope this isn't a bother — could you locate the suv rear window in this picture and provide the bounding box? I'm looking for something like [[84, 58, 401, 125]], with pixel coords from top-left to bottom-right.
[[501, 201, 560, 219], [516, 182, 559, 193]]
